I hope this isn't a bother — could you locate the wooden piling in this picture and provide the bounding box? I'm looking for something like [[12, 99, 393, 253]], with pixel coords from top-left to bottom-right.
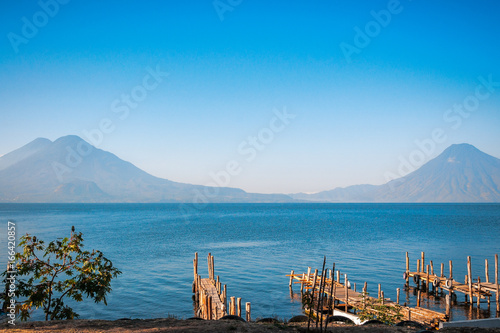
[[289, 270, 294, 287], [426, 264, 430, 293], [496, 254, 499, 314], [421, 252, 425, 273], [430, 261, 434, 276], [223, 285, 227, 308], [381, 291, 385, 305], [449, 260, 453, 280], [441, 263, 444, 278], [486, 259, 490, 283], [417, 259, 421, 273], [445, 294, 451, 317], [406, 252, 410, 286], [477, 277, 481, 308], [397, 288, 400, 304], [211, 255, 215, 281], [417, 290, 421, 307], [378, 283, 381, 299], [207, 253, 211, 281], [194, 258, 198, 281], [237, 297, 242, 317], [208, 296, 213, 320], [230, 296, 236, 316], [246, 302, 251, 322], [467, 256, 473, 304], [307, 267, 311, 281], [345, 274, 349, 312]]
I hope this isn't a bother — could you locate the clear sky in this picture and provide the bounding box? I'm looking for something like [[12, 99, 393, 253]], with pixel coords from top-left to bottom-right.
[[1, 0, 500, 194]]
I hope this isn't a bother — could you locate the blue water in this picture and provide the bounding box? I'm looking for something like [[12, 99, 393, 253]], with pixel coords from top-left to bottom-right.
[[1, 203, 499, 322]]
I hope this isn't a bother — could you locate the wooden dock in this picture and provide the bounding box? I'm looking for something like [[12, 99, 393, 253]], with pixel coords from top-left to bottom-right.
[[288, 259, 448, 328], [192, 253, 251, 321], [404, 252, 500, 316]]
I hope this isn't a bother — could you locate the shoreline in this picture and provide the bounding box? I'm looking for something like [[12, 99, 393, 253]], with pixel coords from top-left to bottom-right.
[[3, 318, 500, 332]]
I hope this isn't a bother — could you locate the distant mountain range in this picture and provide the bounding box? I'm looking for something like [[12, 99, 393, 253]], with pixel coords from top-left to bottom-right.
[[291, 143, 500, 203], [0, 136, 293, 203], [0, 136, 499, 203]]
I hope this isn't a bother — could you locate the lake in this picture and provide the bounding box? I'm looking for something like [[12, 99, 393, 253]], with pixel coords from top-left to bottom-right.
[[1, 203, 499, 322]]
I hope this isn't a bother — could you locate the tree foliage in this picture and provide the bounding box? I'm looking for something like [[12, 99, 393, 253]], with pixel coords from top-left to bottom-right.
[[355, 292, 403, 325], [1, 227, 121, 321]]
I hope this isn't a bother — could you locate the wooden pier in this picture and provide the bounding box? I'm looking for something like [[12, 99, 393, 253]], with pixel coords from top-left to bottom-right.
[[288, 259, 448, 328], [404, 252, 500, 316], [192, 253, 251, 321]]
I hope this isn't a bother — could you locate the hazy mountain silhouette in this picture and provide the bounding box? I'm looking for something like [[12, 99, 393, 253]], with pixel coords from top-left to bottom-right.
[[292, 144, 500, 202], [1, 138, 498, 203], [0, 135, 294, 203]]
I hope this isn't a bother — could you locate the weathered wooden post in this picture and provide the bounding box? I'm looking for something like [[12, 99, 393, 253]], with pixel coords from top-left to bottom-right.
[[397, 288, 400, 304], [417, 290, 421, 307], [468, 256, 473, 304], [194, 255, 198, 281], [381, 291, 385, 305], [345, 274, 349, 312], [406, 252, 410, 286], [378, 283, 381, 299], [246, 302, 251, 322], [237, 297, 242, 317], [486, 259, 490, 283], [211, 255, 215, 281], [426, 264, 430, 293], [441, 263, 444, 278], [495, 254, 499, 314], [230, 296, 236, 316], [204, 293, 209, 319], [208, 296, 213, 320], [445, 294, 451, 318], [289, 270, 294, 287], [477, 277, 481, 308], [222, 285, 227, 312], [421, 252, 425, 273]]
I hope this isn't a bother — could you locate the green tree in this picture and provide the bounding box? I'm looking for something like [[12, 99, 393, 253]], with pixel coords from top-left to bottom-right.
[[1, 226, 121, 321]]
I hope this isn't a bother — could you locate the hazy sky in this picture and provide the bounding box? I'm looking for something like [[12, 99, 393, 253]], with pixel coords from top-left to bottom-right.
[[1, 1, 500, 194]]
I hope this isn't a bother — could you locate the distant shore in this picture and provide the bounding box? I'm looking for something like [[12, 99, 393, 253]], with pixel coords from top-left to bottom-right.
[[3, 318, 500, 333]]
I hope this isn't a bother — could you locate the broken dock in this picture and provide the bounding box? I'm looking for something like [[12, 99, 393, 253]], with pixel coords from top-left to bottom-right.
[[404, 252, 500, 316], [288, 259, 448, 328], [192, 253, 251, 321]]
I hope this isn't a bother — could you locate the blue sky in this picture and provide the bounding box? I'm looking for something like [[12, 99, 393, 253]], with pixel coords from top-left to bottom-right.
[[1, 0, 500, 194]]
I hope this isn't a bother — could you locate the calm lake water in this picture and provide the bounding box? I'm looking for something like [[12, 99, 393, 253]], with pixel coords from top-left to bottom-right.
[[1, 203, 499, 322]]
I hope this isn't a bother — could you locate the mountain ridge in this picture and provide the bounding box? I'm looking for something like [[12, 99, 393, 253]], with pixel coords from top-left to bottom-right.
[[0, 135, 294, 203], [291, 143, 500, 203], [1, 138, 499, 203]]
